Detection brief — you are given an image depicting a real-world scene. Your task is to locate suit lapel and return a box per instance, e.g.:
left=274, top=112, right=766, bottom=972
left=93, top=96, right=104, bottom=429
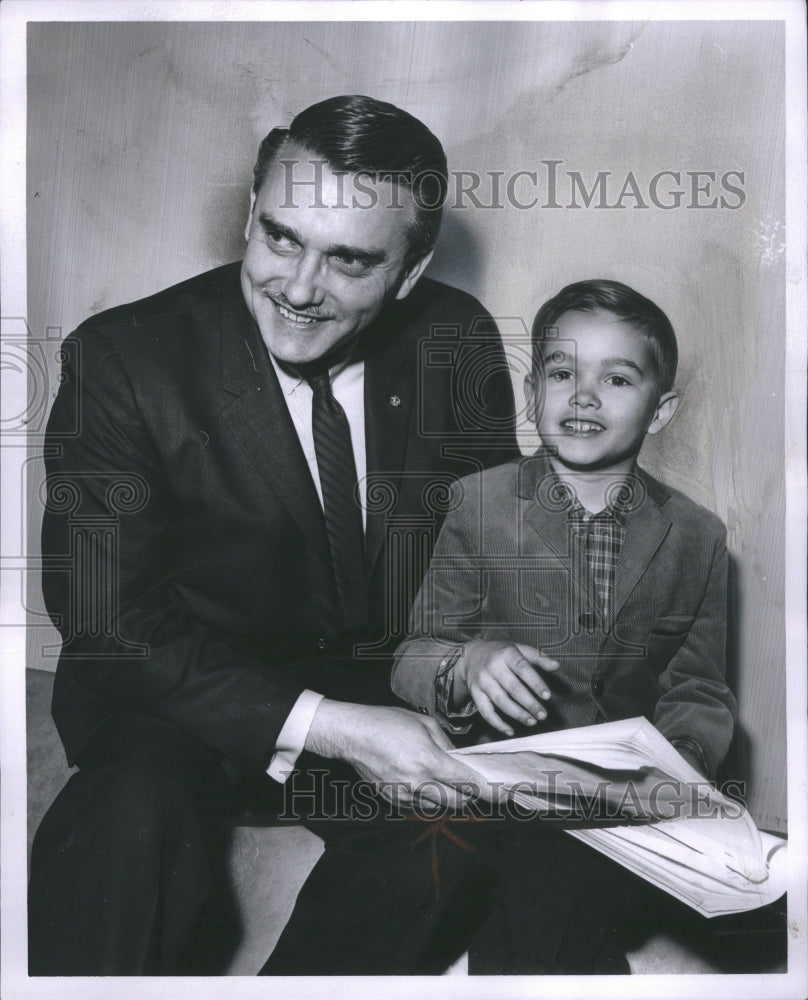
left=518, top=455, right=672, bottom=620
left=612, top=469, right=671, bottom=620
left=364, top=334, right=413, bottom=576
left=519, top=453, right=577, bottom=568
left=217, top=268, right=331, bottom=567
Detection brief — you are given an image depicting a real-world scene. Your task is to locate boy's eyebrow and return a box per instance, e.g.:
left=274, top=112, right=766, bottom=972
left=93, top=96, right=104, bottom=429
left=258, top=212, right=387, bottom=264
left=601, top=356, right=645, bottom=375
left=538, top=348, right=646, bottom=377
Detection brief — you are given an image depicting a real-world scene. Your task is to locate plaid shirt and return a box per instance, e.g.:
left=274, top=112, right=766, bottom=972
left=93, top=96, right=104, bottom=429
left=560, top=482, right=629, bottom=630
left=435, top=475, right=632, bottom=721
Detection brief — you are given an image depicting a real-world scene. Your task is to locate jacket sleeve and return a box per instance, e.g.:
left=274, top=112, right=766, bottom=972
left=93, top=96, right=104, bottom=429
left=42, top=326, right=305, bottom=768
left=447, top=308, right=521, bottom=471
left=653, top=527, right=737, bottom=779
left=390, top=483, right=484, bottom=722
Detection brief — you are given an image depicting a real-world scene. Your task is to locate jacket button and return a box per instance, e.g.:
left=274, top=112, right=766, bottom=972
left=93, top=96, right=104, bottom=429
left=592, top=678, right=604, bottom=697
left=579, top=612, right=597, bottom=629
left=316, top=636, right=327, bottom=651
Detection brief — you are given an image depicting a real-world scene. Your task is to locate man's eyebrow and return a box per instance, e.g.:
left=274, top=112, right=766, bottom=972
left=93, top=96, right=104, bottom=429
left=327, top=243, right=387, bottom=265
left=258, top=212, right=387, bottom=264
left=258, top=213, right=301, bottom=244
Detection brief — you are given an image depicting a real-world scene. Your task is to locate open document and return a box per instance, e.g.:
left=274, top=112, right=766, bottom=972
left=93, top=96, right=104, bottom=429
left=450, top=717, right=787, bottom=918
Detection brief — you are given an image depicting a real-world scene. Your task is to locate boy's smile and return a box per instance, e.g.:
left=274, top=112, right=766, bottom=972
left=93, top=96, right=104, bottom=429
left=525, top=309, right=679, bottom=476
left=560, top=418, right=605, bottom=435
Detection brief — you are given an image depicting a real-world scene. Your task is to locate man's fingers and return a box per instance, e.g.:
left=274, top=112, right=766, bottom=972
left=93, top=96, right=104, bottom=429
left=420, top=714, right=456, bottom=751
left=411, top=781, right=472, bottom=812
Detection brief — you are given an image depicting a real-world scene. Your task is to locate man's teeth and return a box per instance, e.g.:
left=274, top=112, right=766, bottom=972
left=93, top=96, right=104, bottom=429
left=563, top=420, right=603, bottom=432
left=277, top=303, right=319, bottom=324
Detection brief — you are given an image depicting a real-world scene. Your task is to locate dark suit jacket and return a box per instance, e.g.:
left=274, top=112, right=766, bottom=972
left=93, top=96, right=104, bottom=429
left=391, top=453, right=737, bottom=778
left=42, top=262, right=519, bottom=769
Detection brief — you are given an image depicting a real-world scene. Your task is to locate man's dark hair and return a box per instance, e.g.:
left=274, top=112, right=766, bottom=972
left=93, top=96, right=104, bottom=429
left=252, top=95, right=448, bottom=267
left=531, top=279, right=678, bottom=392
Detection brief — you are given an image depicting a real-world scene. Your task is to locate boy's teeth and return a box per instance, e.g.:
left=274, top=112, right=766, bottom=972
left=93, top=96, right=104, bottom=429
left=564, top=420, right=602, bottom=432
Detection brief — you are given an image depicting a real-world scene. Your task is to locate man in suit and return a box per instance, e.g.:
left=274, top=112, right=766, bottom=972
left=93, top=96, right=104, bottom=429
left=29, top=95, right=519, bottom=975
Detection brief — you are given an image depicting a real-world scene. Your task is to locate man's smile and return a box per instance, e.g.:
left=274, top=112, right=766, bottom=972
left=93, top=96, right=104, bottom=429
left=269, top=294, right=329, bottom=325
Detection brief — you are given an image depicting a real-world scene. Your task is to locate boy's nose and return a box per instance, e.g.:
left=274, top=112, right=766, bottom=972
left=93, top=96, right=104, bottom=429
left=282, top=252, right=325, bottom=308
left=570, top=381, right=600, bottom=408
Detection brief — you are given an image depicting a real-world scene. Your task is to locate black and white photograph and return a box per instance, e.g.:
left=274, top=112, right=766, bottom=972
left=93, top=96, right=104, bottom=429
left=1, top=2, right=806, bottom=998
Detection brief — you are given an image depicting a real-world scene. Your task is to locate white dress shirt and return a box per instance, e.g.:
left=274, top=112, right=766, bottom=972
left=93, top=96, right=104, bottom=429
left=265, top=353, right=366, bottom=782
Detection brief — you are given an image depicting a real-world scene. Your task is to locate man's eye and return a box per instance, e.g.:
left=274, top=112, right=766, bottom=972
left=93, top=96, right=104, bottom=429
left=332, top=255, right=373, bottom=276
left=265, top=229, right=297, bottom=251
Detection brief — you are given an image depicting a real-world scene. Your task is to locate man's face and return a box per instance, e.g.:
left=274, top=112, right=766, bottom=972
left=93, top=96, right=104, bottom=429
left=241, top=144, right=432, bottom=365
left=525, top=309, right=679, bottom=475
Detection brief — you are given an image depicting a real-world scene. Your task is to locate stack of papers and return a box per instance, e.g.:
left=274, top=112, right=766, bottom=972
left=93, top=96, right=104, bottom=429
left=451, top=717, right=787, bottom=917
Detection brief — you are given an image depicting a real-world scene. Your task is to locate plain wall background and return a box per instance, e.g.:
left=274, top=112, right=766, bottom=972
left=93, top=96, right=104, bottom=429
left=25, top=19, right=786, bottom=830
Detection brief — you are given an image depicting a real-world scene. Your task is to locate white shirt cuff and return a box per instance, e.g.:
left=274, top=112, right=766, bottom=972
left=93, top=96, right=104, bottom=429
left=266, top=689, right=324, bottom=783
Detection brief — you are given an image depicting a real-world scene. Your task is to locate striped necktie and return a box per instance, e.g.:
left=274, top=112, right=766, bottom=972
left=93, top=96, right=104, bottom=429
left=306, top=370, right=367, bottom=631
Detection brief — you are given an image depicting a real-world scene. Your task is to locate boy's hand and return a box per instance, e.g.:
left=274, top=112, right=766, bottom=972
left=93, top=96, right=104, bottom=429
left=452, top=640, right=560, bottom=736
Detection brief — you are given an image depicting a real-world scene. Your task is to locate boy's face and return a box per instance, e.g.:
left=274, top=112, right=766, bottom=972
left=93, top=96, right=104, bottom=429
left=525, top=309, right=679, bottom=475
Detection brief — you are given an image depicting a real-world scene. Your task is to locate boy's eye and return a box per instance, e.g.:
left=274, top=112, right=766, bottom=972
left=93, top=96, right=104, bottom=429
left=605, top=374, right=630, bottom=387
left=546, top=369, right=572, bottom=383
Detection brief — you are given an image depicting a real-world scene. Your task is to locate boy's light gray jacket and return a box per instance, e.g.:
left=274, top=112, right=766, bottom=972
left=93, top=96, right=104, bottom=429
left=391, top=453, right=737, bottom=780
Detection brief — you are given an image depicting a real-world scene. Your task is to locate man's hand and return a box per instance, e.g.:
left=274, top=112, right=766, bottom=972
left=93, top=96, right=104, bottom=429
left=452, top=640, right=560, bottom=736
left=304, top=699, right=489, bottom=810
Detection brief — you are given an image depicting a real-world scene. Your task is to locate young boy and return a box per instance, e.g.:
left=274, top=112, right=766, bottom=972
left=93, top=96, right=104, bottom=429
left=264, top=280, right=738, bottom=976
left=388, top=278, right=738, bottom=972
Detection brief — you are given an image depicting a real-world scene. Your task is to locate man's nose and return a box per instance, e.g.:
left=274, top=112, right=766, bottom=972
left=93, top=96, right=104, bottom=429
left=282, top=252, right=325, bottom=308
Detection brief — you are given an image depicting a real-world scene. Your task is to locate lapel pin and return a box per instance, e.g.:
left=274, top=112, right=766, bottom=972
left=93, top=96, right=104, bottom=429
left=388, top=394, right=401, bottom=407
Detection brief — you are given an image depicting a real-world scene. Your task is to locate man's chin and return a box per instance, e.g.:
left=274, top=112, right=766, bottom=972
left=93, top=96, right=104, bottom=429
left=260, top=328, right=341, bottom=366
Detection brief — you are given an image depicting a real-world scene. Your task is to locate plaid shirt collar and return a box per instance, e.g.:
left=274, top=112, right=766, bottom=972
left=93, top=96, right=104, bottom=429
left=550, top=474, right=633, bottom=528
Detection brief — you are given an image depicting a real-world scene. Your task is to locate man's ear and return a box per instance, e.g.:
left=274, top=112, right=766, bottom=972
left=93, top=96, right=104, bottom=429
left=646, top=389, right=680, bottom=435
left=394, top=249, right=435, bottom=301
left=244, top=190, right=257, bottom=242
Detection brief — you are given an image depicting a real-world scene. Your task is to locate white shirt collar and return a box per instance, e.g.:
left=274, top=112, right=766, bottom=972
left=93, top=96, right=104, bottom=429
left=267, top=352, right=363, bottom=396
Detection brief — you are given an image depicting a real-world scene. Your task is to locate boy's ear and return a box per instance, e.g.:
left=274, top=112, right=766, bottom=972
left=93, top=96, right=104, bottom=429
left=524, top=372, right=540, bottom=423
left=646, top=390, right=680, bottom=435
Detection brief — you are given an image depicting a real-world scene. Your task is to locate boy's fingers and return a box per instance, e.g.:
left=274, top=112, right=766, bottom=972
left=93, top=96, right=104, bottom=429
left=490, top=664, right=546, bottom=718
left=471, top=687, right=516, bottom=737
left=479, top=675, right=543, bottom=728
left=506, top=659, right=552, bottom=704
left=514, top=643, right=560, bottom=672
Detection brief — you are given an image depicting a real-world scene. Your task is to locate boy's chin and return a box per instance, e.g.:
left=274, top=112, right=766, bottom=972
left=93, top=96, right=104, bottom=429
left=548, top=447, right=639, bottom=475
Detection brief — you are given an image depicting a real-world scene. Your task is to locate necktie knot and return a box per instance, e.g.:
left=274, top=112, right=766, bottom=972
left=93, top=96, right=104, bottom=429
left=305, top=371, right=332, bottom=397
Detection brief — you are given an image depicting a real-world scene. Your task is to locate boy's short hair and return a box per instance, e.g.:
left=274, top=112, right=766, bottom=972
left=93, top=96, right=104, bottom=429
left=531, top=279, right=678, bottom=392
